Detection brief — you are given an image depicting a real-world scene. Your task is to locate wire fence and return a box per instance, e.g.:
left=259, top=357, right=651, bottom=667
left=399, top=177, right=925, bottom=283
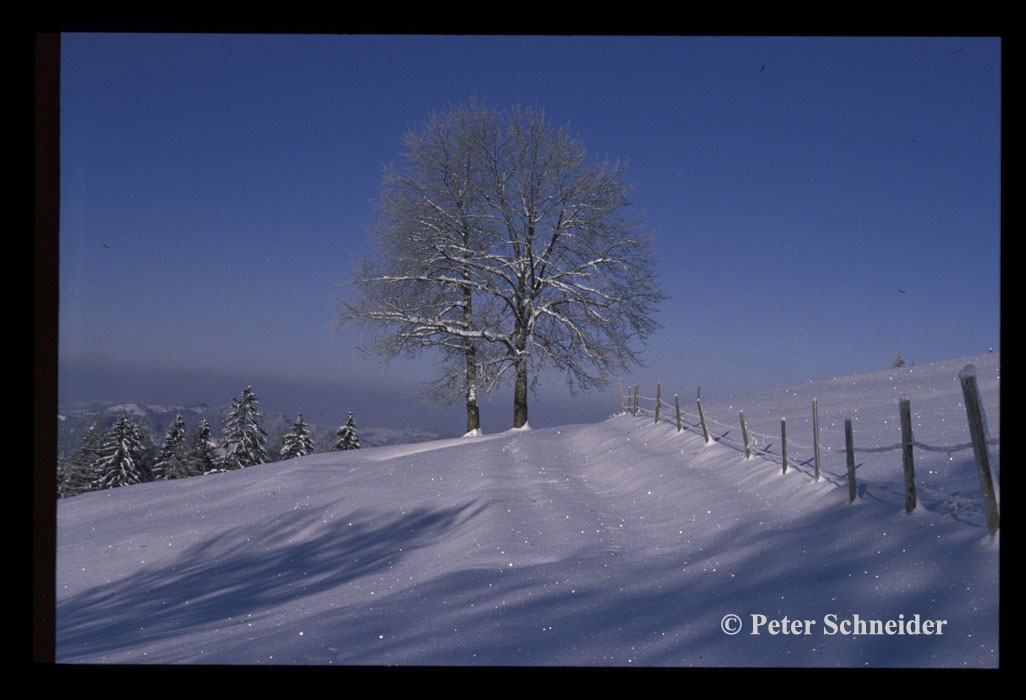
left=619, top=366, right=1000, bottom=535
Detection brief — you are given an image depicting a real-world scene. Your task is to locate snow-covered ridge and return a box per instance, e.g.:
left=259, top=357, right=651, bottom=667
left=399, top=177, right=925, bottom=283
left=56, top=354, right=999, bottom=667
left=104, top=402, right=152, bottom=417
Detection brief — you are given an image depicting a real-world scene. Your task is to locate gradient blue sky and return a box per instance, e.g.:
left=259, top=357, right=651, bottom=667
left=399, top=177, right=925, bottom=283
left=58, top=33, right=1001, bottom=436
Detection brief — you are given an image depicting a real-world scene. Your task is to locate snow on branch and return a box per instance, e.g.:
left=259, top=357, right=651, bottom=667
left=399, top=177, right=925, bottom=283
left=337, top=99, right=666, bottom=427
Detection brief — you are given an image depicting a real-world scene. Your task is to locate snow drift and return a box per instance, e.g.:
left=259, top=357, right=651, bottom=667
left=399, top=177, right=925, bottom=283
left=56, top=354, right=999, bottom=667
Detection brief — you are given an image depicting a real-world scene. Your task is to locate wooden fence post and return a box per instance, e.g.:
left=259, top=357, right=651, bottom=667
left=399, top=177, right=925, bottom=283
left=697, top=395, right=710, bottom=444
left=844, top=418, right=857, bottom=503
left=620, top=378, right=624, bottom=414
left=781, top=418, right=788, bottom=474
left=675, top=394, right=682, bottom=433
left=899, top=396, right=916, bottom=514
left=812, top=399, right=821, bottom=481
left=739, top=411, right=751, bottom=460
left=634, top=384, right=639, bottom=416
left=958, top=365, right=1000, bottom=535
left=654, top=383, right=661, bottom=424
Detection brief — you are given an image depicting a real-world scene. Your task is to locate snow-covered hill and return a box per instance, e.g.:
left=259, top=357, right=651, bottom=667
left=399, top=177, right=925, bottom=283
left=56, top=354, right=999, bottom=667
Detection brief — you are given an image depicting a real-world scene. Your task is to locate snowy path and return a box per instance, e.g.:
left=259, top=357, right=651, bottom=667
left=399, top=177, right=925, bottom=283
left=57, top=359, right=999, bottom=666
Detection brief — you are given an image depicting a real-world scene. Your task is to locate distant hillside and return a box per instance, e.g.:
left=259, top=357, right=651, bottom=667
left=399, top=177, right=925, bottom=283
left=56, top=400, right=446, bottom=458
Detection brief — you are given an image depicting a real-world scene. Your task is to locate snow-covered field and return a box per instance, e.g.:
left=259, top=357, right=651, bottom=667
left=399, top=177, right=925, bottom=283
left=56, top=354, right=999, bottom=667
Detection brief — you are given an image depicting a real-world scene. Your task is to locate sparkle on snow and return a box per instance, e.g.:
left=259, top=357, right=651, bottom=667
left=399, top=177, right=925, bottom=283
left=57, top=354, right=998, bottom=667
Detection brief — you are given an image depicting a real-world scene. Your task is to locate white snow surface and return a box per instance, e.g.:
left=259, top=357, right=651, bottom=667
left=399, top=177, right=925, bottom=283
left=57, top=354, right=999, bottom=667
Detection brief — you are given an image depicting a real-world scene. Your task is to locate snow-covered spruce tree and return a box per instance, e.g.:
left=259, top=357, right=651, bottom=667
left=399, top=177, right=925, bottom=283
left=333, top=409, right=360, bottom=451
left=93, top=410, right=152, bottom=489
left=57, top=455, right=74, bottom=499
left=340, top=99, right=665, bottom=429
left=152, top=413, right=191, bottom=480
left=59, top=421, right=105, bottom=497
left=220, top=386, right=268, bottom=469
left=279, top=411, right=315, bottom=460
left=188, top=418, right=217, bottom=475
left=892, top=349, right=907, bottom=368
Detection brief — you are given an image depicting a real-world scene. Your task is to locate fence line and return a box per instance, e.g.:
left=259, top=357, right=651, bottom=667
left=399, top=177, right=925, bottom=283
left=619, top=366, right=1000, bottom=532
left=627, top=390, right=998, bottom=457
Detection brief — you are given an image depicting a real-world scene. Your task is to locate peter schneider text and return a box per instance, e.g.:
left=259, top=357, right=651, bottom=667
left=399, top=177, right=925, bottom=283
left=742, top=613, right=947, bottom=636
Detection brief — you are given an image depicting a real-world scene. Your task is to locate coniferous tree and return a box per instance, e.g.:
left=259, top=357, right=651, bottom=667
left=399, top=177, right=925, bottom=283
left=57, top=454, right=74, bottom=499
left=280, top=411, right=315, bottom=460
left=220, top=386, right=268, bottom=469
left=188, top=418, right=217, bottom=475
left=94, top=410, right=152, bottom=489
left=59, top=422, right=105, bottom=497
left=152, top=414, right=191, bottom=480
left=333, top=409, right=360, bottom=451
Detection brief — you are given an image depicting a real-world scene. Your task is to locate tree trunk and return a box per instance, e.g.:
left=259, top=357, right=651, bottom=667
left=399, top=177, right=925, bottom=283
left=513, top=360, right=528, bottom=428
left=465, top=341, right=480, bottom=433
left=462, top=275, right=480, bottom=433
left=466, top=394, right=480, bottom=432
left=513, top=313, right=529, bottom=428
left=512, top=281, right=529, bottom=428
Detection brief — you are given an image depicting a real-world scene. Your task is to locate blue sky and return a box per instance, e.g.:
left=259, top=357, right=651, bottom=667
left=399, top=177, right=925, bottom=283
left=58, top=34, right=1001, bottom=435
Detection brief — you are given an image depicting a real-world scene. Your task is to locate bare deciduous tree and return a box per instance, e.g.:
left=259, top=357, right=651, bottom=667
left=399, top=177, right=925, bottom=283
left=339, top=100, right=665, bottom=430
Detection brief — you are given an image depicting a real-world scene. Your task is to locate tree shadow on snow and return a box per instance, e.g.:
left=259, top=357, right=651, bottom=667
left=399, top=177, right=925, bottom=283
left=324, top=503, right=996, bottom=667
left=56, top=500, right=485, bottom=662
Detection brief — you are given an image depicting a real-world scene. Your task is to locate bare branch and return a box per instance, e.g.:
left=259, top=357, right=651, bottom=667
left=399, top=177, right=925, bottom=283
left=337, top=100, right=666, bottom=429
